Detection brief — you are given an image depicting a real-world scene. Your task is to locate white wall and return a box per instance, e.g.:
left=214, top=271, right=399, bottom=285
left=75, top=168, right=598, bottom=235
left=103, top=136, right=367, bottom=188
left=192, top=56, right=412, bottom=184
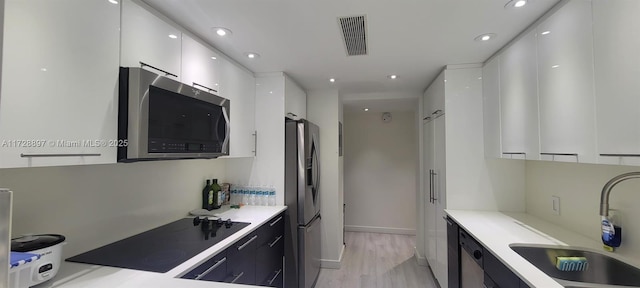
left=307, top=89, right=344, bottom=268
left=0, top=159, right=226, bottom=258
left=525, top=161, right=640, bottom=258
left=343, top=111, right=417, bottom=234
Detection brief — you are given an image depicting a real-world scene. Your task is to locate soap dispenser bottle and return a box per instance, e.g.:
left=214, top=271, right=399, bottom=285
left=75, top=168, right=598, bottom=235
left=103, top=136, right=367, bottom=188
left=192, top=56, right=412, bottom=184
left=602, top=209, right=622, bottom=251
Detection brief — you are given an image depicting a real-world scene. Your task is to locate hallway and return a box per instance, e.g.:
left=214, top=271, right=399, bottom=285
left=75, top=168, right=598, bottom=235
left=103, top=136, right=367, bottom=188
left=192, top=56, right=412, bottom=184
left=315, top=232, right=438, bottom=288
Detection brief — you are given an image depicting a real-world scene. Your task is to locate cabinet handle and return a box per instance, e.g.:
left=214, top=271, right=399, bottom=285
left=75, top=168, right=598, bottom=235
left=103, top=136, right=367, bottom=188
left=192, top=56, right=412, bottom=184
left=423, top=116, right=431, bottom=121
left=231, top=271, right=245, bottom=284
left=21, top=153, right=101, bottom=158
left=287, top=112, right=298, bottom=118
left=540, top=152, right=579, bottom=161
left=540, top=152, right=578, bottom=156
left=252, top=131, right=258, bottom=156
left=432, top=170, right=438, bottom=202
left=267, top=269, right=282, bottom=285
left=429, top=169, right=433, bottom=203
left=269, top=216, right=283, bottom=227
left=269, top=235, right=283, bottom=248
left=502, top=152, right=526, bottom=159
left=192, top=82, right=218, bottom=93
left=139, top=61, right=178, bottom=78
left=194, top=257, right=226, bottom=280
left=237, top=235, right=258, bottom=251
left=432, top=109, right=443, bottom=115
left=600, top=154, right=640, bottom=157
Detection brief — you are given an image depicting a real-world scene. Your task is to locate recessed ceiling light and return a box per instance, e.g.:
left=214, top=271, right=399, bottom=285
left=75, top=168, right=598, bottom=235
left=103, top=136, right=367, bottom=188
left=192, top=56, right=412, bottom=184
left=168, top=34, right=178, bottom=39
left=245, top=52, right=260, bottom=59
left=388, top=74, right=398, bottom=80
left=474, top=33, right=497, bottom=42
left=213, top=27, right=232, bottom=37
left=505, top=0, right=527, bottom=9
left=108, top=0, right=118, bottom=4
left=541, top=31, right=551, bottom=35
left=364, top=108, right=369, bottom=111
left=211, top=56, right=217, bottom=60
left=552, top=65, right=560, bottom=68
left=329, top=78, right=336, bottom=83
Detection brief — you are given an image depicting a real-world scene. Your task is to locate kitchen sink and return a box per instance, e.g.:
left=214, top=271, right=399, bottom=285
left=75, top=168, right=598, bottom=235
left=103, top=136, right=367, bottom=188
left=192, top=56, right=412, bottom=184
left=510, top=244, right=640, bottom=287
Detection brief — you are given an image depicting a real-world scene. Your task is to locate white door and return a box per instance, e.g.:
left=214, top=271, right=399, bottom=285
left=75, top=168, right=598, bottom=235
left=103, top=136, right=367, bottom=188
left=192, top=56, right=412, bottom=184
left=499, top=29, right=539, bottom=160
left=593, top=0, right=640, bottom=166
left=0, top=0, right=120, bottom=168
left=121, top=0, right=182, bottom=79
left=537, top=0, right=596, bottom=163
left=433, top=115, right=448, bottom=288
left=423, top=120, right=437, bottom=269
left=482, top=57, right=502, bottom=159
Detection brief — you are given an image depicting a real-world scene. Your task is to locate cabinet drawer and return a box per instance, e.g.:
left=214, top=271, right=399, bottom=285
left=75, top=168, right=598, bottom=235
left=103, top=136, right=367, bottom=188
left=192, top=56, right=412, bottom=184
left=256, top=213, right=285, bottom=247
left=256, top=236, right=284, bottom=286
left=180, top=251, right=226, bottom=281
left=225, top=232, right=258, bottom=285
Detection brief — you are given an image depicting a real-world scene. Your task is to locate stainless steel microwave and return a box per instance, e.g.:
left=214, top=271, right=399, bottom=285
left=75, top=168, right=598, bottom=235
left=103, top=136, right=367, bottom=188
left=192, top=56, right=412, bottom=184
left=117, top=67, right=229, bottom=162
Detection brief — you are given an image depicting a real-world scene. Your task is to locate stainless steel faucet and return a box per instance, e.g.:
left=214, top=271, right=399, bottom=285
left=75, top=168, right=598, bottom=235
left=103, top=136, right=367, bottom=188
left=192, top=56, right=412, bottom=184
left=600, top=172, right=640, bottom=216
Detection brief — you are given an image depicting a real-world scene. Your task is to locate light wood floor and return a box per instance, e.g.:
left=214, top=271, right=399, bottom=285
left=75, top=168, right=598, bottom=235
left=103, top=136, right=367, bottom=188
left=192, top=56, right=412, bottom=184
left=315, top=232, right=438, bottom=288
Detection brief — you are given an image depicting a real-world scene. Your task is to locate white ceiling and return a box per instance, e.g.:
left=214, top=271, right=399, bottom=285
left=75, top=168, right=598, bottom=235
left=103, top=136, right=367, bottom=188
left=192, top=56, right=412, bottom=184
left=143, top=0, right=560, bottom=97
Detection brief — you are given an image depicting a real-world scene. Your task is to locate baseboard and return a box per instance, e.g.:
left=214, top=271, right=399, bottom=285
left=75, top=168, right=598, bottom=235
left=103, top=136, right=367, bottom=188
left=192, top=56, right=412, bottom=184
left=414, top=246, right=428, bottom=266
left=320, top=244, right=345, bottom=269
left=345, top=225, right=416, bottom=235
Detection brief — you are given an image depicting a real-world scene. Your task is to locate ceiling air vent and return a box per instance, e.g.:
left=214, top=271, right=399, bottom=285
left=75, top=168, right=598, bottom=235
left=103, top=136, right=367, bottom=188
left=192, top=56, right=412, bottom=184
left=338, top=15, right=368, bottom=56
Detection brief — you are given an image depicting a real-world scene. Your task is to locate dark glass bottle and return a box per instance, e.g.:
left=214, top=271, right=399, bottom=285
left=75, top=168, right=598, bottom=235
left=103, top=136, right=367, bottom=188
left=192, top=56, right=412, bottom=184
left=211, top=179, right=222, bottom=209
left=202, top=179, right=212, bottom=210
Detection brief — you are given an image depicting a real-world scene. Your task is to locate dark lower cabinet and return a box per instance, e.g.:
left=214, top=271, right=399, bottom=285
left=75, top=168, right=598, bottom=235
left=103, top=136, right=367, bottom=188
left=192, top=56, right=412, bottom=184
left=446, top=216, right=460, bottom=288
left=447, top=217, right=531, bottom=288
left=256, top=213, right=285, bottom=287
left=484, top=250, right=520, bottom=288
left=225, top=231, right=258, bottom=285
left=181, top=212, right=285, bottom=287
left=180, top=251, right=227, bottom=281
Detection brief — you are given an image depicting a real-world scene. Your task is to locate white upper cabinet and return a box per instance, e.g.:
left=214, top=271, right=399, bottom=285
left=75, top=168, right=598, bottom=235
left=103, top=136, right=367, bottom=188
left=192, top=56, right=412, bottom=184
left=536, top=0, right=597, bottom=163
left=423, top=72, right=445, bottom=119
left=499, top=30, right=539, bottom=160
left=219, top=58, right=256, bottom=158
left=482, top=57, right=502, bottom=159
left=121, top=0, right=181, bottom=80
left=0, top=0, right=120, bottom=168
left=181, top=35, right=221, bottom=95
left=593, top=0, right=640, bottom=165
left=284, top=76, right=307, bottom=120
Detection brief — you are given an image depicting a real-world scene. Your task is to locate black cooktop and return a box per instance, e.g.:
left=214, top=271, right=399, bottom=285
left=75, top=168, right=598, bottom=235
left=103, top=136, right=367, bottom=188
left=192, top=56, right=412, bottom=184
left=66, top=217, right=250, bottom=273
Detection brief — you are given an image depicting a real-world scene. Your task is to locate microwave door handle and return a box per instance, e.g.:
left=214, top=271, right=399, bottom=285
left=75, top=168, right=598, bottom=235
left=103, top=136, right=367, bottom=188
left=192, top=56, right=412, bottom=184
left=222, top=107, right=230, bottom=154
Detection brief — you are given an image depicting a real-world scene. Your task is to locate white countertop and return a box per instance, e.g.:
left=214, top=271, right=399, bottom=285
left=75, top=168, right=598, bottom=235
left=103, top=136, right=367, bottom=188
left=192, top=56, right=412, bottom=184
left=35, top=205, right=287, bottom=288
left=445, top=210, right=640, bottom=288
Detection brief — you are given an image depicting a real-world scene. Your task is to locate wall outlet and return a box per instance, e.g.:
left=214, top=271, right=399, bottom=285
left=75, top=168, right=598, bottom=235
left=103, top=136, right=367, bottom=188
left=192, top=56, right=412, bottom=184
left=551, top=196, right=561, bottom=215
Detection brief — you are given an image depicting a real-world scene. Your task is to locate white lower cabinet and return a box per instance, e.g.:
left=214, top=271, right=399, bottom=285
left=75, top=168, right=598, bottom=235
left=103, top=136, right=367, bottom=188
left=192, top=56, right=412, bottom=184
left=593, top=0, right=640, bottom=166
left=537, top=0, right=597, bottom=164
left=0, top=0, right=120, bottom=168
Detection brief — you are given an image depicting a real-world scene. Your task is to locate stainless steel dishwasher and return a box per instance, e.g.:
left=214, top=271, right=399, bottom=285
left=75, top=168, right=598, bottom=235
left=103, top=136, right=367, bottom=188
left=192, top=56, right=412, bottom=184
left=459, top=229, right=484, bottom=288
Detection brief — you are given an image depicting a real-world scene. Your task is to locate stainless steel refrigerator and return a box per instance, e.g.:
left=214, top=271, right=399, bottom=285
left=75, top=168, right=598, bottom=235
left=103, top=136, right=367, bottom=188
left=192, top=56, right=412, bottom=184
left=284, top=119, right=321, bottom=288
left=1, top=189, right=13, bottom=288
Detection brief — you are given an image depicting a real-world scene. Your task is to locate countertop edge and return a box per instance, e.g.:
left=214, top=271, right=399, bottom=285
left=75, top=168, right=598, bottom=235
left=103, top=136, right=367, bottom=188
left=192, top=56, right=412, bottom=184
left=37, top=205, right=287, bottom=288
